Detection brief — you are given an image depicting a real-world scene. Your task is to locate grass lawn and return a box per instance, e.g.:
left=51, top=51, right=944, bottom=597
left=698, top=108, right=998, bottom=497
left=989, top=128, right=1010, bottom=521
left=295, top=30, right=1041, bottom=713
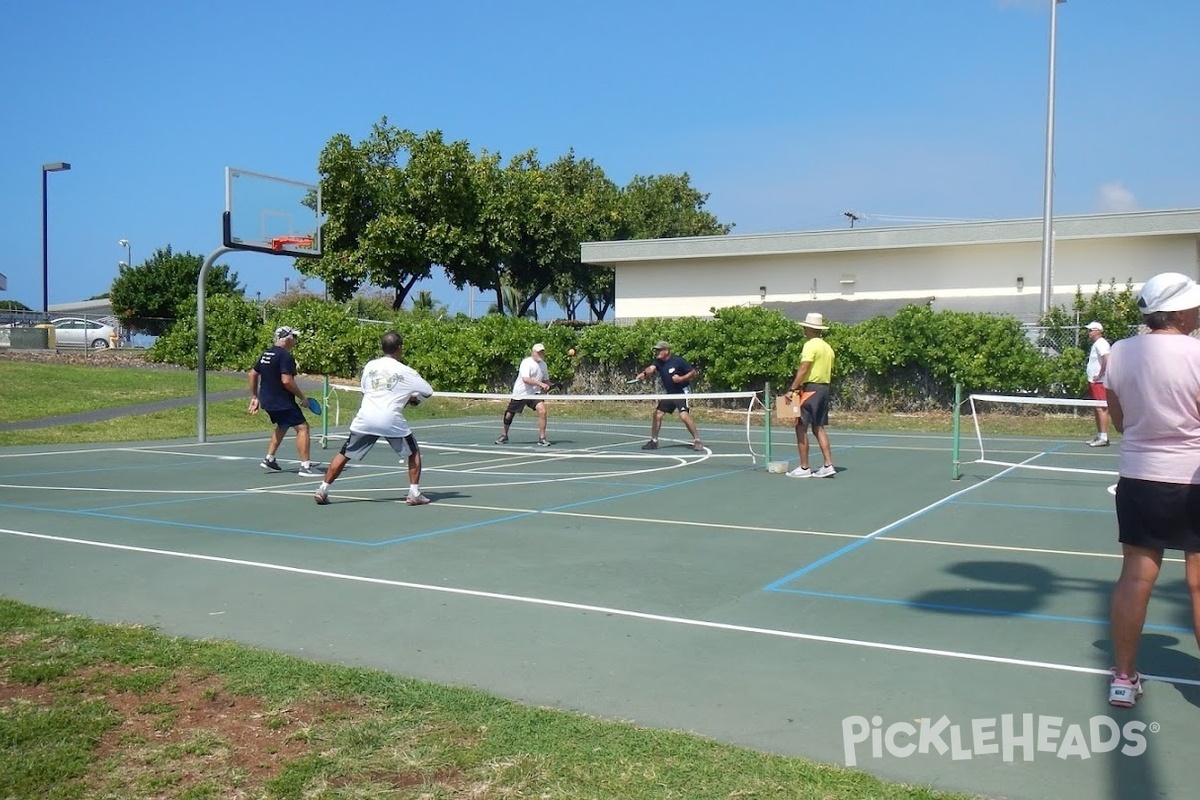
left=0, top=360, right=1090, bottom=798
left=0, top=600, right=974, bottom=800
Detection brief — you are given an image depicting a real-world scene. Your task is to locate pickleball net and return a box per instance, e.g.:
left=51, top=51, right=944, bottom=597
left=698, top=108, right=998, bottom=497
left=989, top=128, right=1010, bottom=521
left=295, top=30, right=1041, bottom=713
left=954, top=392, right=1118, bottom=477
left=321, top=386, right=767, bottom=462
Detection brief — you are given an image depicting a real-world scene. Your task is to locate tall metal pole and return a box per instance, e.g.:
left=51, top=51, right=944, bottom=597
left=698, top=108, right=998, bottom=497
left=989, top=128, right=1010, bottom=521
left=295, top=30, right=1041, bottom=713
left=41, top=169, right=49, bottom=313
left=40, top=162, right=71, bottom=314
left=1039, top=0, right=1064, bottom=316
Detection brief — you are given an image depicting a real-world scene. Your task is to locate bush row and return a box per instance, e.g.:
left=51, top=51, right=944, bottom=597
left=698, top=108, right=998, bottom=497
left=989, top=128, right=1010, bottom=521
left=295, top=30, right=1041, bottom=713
left=148, top=299, right=1090, bottom=410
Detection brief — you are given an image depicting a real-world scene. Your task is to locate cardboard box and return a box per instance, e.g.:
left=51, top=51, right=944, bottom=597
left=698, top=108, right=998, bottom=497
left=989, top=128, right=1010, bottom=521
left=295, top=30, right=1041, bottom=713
left=774, top=395, right=803, bottom=421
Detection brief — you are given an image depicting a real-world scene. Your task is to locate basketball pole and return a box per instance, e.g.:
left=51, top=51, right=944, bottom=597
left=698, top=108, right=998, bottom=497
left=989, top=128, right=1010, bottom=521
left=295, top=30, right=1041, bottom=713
left=197, top=247, right=236, bottom=443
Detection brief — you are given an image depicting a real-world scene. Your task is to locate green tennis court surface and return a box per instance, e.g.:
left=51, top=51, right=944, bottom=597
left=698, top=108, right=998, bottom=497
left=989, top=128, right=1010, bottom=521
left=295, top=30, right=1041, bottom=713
left=2, top=413, right=1197, bottom=800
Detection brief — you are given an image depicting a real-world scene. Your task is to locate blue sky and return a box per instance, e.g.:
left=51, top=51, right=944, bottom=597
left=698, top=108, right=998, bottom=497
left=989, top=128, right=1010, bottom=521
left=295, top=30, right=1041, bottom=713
left=2, top=0, right=1197, bottom=317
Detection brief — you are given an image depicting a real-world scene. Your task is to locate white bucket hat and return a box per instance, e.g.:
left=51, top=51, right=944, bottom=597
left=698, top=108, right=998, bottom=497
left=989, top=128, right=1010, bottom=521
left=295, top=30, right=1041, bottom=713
left=800, top=312, right=829, bottom=330
left=1137, top=272, right=1200, bottom=314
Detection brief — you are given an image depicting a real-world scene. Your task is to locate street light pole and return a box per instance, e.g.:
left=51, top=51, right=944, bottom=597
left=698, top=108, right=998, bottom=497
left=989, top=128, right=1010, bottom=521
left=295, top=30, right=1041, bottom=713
left=118, top=238, right=131, bottom=269
left=1039, top=0, right=1065, bottom=316
left=41, top=162, right=72, bottom=313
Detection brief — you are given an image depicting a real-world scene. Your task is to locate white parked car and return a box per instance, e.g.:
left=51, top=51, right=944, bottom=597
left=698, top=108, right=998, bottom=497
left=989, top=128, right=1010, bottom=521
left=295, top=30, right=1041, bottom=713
left=52, top=317, right=117, bottom=349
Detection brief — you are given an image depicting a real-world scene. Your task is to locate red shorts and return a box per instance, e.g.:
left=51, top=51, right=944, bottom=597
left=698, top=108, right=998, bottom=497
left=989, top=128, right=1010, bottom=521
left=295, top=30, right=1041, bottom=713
left=1088, top=381, right=1107, bottom=402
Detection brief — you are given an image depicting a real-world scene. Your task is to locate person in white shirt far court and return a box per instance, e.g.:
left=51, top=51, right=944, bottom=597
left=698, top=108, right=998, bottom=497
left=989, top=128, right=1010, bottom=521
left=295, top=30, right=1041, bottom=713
left=1085, top=321, right=1112, bottom=447
left=496, top=343, right=552, bottom=447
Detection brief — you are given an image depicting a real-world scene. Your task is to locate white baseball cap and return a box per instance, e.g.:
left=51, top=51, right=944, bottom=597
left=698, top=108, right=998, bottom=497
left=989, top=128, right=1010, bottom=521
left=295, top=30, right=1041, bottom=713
left=1137, top=272, right=1200, bottom=314
left=1085, top=321, right=1103, bottom=331
left=532, top=343, right=546, bottom=352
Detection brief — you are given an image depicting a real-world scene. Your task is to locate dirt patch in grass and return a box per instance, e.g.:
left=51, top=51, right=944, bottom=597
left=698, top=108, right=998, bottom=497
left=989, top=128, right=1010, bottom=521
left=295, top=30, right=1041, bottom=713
left=1, top=661, right=365, bottom=797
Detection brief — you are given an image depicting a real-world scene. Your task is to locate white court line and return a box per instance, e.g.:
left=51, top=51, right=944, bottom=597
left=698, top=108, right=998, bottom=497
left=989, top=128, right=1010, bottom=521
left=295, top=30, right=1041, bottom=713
left=2, top=526, right=1196, bottom=689
left=880, top=535, right=1186, bottom=565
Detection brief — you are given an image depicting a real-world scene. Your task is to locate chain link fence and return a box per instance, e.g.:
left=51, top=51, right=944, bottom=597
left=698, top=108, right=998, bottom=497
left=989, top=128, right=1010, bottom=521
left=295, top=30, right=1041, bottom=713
left=1023, top=323, right=1146, bottom=356
left=0, top=309, right=144, bottom=350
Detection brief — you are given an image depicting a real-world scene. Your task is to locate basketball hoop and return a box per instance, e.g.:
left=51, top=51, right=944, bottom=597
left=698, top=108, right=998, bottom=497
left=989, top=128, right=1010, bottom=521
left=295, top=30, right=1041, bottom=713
left=269, top=235, right=314, bottom=251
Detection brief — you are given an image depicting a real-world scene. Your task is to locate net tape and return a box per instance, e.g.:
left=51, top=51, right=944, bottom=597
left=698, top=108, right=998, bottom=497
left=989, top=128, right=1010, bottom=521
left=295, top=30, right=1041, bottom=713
left=323, top=386, right=766, bottom=461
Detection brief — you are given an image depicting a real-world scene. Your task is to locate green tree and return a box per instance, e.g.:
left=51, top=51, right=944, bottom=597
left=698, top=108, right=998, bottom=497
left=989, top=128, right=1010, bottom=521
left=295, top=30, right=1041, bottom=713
left=573, top=173, right=732, bottom=321
left=305, top=121, right=487, bottom=311
left=0, top=300, right=32, bottom=311
left=618, top=174, right=733, bottom=240
left=537, top=152, right=620, bottom=320
left=109, top=246, right=242, bottom=336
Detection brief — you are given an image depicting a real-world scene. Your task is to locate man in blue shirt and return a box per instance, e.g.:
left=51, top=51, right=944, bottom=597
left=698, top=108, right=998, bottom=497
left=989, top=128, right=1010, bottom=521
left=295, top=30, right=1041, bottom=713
left=248, top=326, right=320, bottom=476
left=632, top=341, right=704, bottom=451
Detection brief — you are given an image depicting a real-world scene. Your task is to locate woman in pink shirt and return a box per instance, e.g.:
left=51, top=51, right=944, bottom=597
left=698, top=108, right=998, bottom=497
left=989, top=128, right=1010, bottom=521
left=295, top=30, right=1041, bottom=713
left=1105, top=272, right=1200, bottom=707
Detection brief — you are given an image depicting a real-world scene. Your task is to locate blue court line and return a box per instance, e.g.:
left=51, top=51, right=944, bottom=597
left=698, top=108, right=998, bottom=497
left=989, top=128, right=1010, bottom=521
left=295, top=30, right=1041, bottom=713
left=951, top=499, right=1114, bottom=515
left=766, top=586, right=1192, bottom=634
left=0, top=502, right=372, bottom=546
left=1, top=459, right=214, bottom=480
left=374, top=465, right=751, bottom=545
left=374, top=512, right=538, bottom=545
left=2, top=465, right=752, bottom=549
left=762, top=454, right=1041, bottom=591
left=86, top=494, right=262, bottom=512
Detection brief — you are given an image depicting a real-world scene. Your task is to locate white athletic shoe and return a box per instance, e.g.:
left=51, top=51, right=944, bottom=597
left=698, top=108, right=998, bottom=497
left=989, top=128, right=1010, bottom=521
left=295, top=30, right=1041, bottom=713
left=813, top=464, right=836, bottom=478
left=786, top=466, right=812, bottom=478
left=1108, top=670, right=1144, bottom=708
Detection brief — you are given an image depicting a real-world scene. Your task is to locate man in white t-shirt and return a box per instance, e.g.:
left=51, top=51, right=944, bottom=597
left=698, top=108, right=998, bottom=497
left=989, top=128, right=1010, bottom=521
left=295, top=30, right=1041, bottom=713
left=496, top=342, right=551, bottom=447
left=1085, top=321, right=1111, bottom=446
left=313, top=331, right=434, bottom=506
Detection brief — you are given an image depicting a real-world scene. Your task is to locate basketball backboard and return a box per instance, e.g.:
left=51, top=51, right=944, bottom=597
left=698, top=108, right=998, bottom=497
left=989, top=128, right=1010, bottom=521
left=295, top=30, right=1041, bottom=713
left=223, top=167, right=322, bottom=258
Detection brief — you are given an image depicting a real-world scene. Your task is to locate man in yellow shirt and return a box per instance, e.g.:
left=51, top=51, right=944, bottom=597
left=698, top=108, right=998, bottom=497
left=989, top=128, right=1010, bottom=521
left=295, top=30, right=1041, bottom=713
left=784, top=313, right=836, bottom=478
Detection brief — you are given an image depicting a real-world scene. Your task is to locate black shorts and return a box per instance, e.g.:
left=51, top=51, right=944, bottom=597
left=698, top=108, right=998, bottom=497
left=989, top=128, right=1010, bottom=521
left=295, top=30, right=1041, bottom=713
left=505, top=397, right=544, bottom=415
left=1115, top=477, right=1200, bottom=552
left=797, top=383, right=830, bottom=427
left=656, top=397, right=690, bottom=414
left=266, top=404, right=306, bottom=429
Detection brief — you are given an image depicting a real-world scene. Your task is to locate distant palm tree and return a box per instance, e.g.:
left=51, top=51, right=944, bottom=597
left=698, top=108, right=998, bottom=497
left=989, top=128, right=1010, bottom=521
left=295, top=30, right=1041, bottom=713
left=410, top=290, right=447, bottom=318
left=487, top=280, right=533, bottom=318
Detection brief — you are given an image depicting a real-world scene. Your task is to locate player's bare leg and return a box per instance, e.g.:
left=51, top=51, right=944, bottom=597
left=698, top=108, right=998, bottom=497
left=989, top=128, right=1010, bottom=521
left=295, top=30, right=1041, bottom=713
left=794, top=420, right=811, bottom=470
left=406, top=451, right=430, bottom=505
left=295, top=423, right=311, bottom=462
left=322, top=453, right=349, bottom=484
left=814, top=426, right=834, bottom=468
left=680, top=410, right=703, bottom=449
left=1110, top=545, right=1162, bottom=677
left=536, top=401, right=548, bottom=439
left=266, top=426, right=286, bottom=460
left=650, top=409, right=665, bottom=441
left=314, top=451, right=348, bottom=505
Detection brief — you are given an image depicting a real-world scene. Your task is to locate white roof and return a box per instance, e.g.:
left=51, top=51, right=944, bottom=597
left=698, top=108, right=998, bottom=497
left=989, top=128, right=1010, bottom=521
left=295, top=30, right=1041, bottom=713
left=581, top=208, right=1200, bottom=266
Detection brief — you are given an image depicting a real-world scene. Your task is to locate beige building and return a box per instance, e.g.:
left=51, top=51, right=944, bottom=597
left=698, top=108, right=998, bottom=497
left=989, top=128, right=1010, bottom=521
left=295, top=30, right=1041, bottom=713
left=580, top=209, right=1200, bottom=324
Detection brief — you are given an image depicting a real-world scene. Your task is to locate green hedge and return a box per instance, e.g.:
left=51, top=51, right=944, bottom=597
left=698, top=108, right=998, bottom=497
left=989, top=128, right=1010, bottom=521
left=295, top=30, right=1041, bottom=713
left=148, top=301, right=1090, bottom=410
